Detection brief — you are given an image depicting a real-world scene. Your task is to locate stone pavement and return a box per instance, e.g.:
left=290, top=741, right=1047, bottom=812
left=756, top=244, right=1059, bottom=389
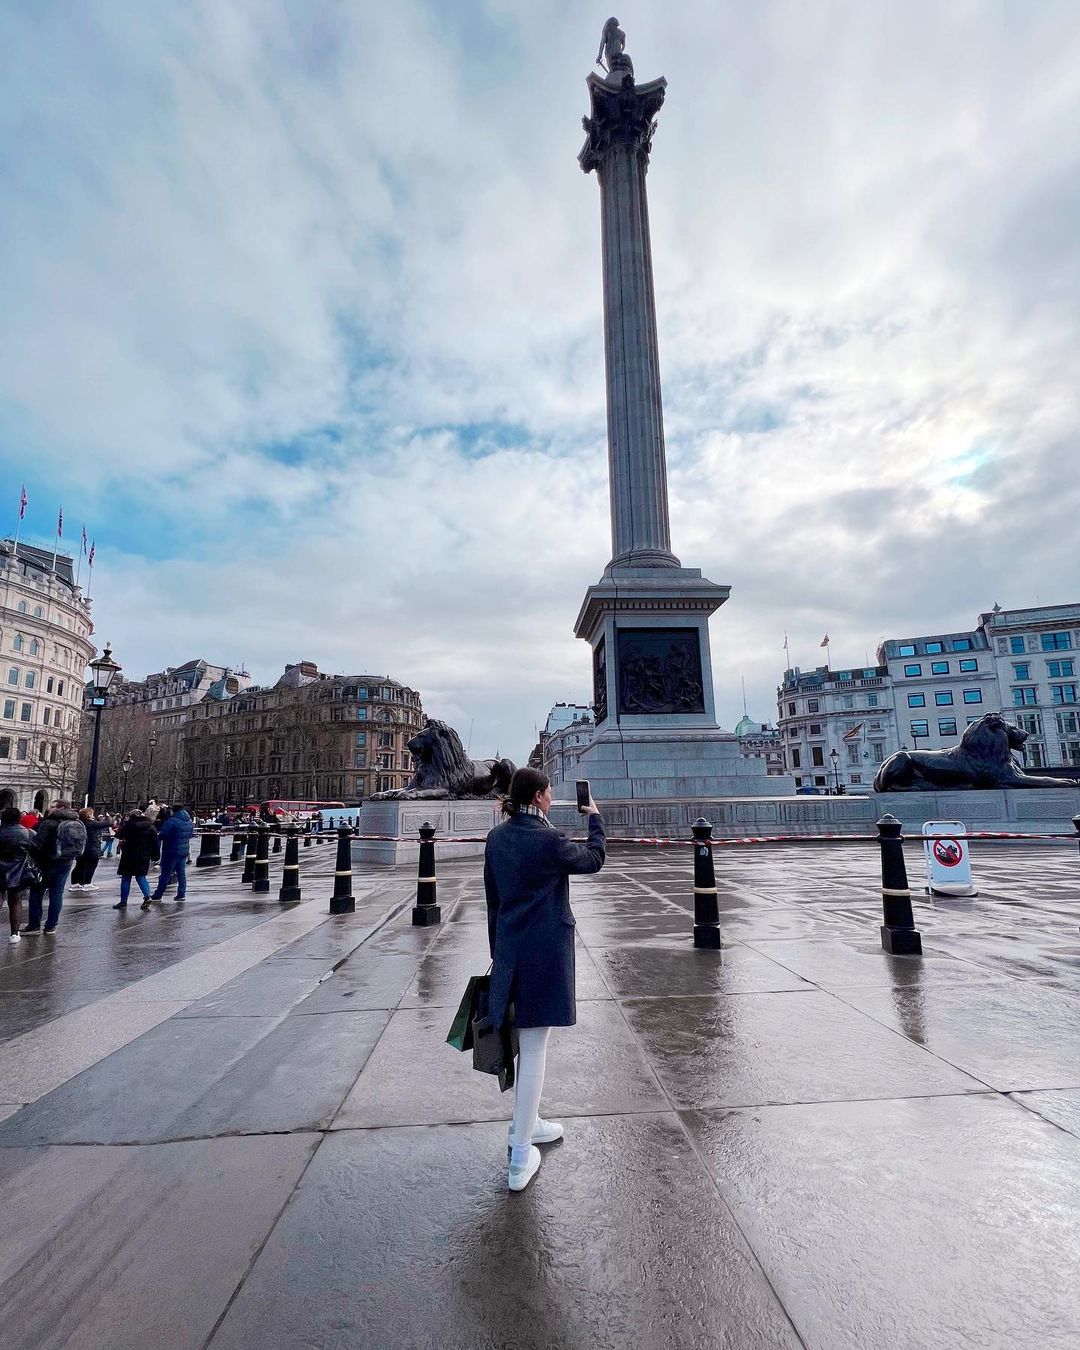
left=1, top=836, right=1079, bottom=1348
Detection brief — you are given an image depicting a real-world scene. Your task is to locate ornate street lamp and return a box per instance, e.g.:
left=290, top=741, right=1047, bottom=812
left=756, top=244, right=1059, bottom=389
left=146, top=731, right=157, bottom=803
left=829, top=747, right=841, bottom=795
left=120, top=751, right=134, bottom=816
left=224, top=744, right=233, bottom=810
left=85, top=642, right=122, bottom=808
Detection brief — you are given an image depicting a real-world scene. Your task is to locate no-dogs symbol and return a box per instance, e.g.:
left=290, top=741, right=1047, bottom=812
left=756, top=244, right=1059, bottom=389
left=932, top=839, right=963, bottom=868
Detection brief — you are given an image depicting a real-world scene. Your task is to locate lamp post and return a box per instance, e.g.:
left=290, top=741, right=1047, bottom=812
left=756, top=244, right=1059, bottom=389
left=829, top=747, right=841, bottom=795
left=120, top=752, right=134, bottom=816
left=85, top=643, right=122, bottom=808
left=224, top=744, right=233, bottom=812
left=146, top=731, right=157, bottom=805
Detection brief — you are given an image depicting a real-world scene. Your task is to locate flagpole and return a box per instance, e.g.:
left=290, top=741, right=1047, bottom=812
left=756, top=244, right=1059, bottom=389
left=50, top=506, right=62, bottom=574
left=783, top=632, right=791, bottom=671
left=12, top=486, right=27, bottom=559
left=86, top=541, right=95, bottom=600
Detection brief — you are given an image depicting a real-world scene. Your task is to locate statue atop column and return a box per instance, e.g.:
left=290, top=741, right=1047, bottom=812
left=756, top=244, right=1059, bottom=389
left=596, top=17, right=634, bottom=82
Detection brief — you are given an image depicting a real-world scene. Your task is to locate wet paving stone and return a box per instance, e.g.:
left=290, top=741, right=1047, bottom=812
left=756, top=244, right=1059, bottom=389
left=209, top=1116, right=802, bottom=1350
left=0, top=944, right=189, bottom=993
left=1010, top=1088, right=1080, bottom=1138
left=623, top=990, right=984, bottom=1108
left=834, top=980, right=1080, bottom=1091
left=174, top=957, right=333, bottom=1017
left=744, top=936, right=1011, bottom=991
left=682, top=1094, right=1080, bottom=1350
left=290, top=952, right=423, bottom=1013
left=335, top=1000, right=666, bottom=1128
left=0, top=1015, right=278, bottom=1145
left=168, top=1011, right=388, bottom=1137
left=0, top=1133, right=316, bottom=1350
left=0, top=987, right=112, bottom=1040
left=590, top=942, right=812, bottom=999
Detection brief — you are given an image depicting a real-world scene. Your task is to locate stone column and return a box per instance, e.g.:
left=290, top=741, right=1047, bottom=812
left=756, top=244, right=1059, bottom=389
left=580, top=70, right=680, bottom=570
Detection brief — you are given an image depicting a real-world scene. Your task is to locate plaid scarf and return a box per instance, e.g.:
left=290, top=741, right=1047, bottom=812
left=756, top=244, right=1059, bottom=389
left=516, top=803, right=553, bottom=826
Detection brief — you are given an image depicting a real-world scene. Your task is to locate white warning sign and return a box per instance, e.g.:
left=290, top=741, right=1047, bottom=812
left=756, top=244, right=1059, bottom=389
left=922, top=820, right=977, bottom=897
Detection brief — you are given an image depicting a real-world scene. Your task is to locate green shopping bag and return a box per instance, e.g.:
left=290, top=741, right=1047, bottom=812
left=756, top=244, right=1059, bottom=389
left=446, top=971, right=490, bottom=1052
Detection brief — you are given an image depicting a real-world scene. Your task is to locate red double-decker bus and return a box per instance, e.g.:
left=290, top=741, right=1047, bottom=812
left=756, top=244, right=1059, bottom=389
left=252, top=799, right=347, bottom=823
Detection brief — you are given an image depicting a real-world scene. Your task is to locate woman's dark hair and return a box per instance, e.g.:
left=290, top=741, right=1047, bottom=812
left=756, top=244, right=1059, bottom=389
left=1, top=807, right=22, bottom=826
left=501, top=767, right=549, bottom=817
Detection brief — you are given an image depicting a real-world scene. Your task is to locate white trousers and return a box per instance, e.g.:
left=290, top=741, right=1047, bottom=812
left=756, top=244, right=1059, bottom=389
left=509, top=1026, right=551, bottom=1163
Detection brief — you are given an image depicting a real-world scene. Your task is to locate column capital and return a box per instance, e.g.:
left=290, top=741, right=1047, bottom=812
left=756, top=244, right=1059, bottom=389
left=579, top=72, right=667, bottom=175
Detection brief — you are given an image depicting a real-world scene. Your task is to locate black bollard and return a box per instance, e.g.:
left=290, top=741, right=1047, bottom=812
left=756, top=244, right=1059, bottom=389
left=272, top=830, right=282, bottom=854
left=412, top=822, right=441, bottom=926
left=303, top=830, right=312, bottom=848
left=228, top=830, right=246, bottom=863
left=195, top=825, right=222, bottom=869
left=878, top=814, right=922, bottom=955
left=1074, top=816, right=1080, bottom=932
left=241, top=825, right=259, bottom=883
left=329, top=825, right=355, bottom=914
left=690, top=817, right=721, bottom=949
left=278, top=826, right=302, bottom=904
left=252, top=824, right=271, bottom=894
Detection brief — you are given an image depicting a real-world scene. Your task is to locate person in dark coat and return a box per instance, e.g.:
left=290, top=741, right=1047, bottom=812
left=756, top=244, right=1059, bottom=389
left=70, top=808, right=109, bottom=890
left=484, top=767, right=604, bottom=1192
left=113, top=810, right=160, bottom=909
left=25, top=802, right=86, bottom=934
left=0, top=807, right=34, bottom=943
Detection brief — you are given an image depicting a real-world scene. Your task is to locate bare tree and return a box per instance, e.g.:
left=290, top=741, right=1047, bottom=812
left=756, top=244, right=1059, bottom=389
left=74, top=704, right=156, bottom=810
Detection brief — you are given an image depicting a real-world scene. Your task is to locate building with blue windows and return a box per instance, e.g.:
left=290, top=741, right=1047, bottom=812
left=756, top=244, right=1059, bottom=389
left=777, top=601, right=1080, bottom=789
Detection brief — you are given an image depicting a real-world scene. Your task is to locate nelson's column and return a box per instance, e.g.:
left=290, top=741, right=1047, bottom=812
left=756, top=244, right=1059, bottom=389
left=572, top=21, right=792, bottom=800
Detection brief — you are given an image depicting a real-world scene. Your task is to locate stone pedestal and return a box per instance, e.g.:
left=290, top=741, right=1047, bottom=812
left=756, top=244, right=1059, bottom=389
left=354, top=799, right=501, bottom=866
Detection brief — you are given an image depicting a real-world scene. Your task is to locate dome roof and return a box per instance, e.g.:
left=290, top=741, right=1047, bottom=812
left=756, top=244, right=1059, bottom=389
left=734, top=714, right=762, bottom=736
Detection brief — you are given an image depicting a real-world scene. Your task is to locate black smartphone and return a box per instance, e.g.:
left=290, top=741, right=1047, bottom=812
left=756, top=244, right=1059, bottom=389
left=576, top=779, right=591, bottom=812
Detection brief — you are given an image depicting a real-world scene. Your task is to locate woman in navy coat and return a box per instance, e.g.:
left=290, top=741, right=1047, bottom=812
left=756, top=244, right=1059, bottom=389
left=484, top=767, right=605, bottom=1191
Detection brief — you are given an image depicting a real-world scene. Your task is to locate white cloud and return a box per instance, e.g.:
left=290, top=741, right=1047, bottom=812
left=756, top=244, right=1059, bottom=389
left=2, top=1, right=1080, bottom=757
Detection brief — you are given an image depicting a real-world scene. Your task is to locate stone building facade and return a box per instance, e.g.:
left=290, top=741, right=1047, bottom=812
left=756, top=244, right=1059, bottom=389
left=0, top=540, right=94, bottom=811
left=777, top=600, right=1080, bottom=789
left=542, top=713, right=596, bottom=788
left=181, top=664, right=425, bottom=808
left=83, top=658, right=252, bottom=803
left=776, top=665, right=895, bottom=793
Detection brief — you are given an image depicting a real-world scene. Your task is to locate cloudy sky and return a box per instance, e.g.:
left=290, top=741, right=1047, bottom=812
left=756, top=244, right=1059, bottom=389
left=3, top=1, right=1079, bottom=762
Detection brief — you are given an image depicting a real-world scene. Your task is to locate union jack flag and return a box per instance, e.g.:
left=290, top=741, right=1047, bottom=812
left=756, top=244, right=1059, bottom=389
left=88, top=540, right=95, bottom=568
left=18, top=486, right=26, bottom=520
left=81, top=525, right=87, bottom=555
left=57, top=506, right=63, bottom=538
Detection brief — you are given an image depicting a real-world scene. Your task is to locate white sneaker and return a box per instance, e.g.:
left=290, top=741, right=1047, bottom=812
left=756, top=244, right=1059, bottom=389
left=69, top=884, right=83, bottom=891
left=83, top=884, right=98, bottom=891
left=508, top=1145, right=541, bottom=1192
left=507, top=1117, right=564, bottom=1147
left=7, top=932, right=19, bottom=945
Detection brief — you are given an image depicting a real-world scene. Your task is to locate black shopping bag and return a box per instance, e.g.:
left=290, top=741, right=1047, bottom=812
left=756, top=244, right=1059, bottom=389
left=471, top=987, right=519, bottom=1094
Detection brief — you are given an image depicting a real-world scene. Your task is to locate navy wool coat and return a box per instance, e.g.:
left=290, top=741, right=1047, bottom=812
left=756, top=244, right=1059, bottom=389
left=484, top=811, right=605, bottom=1029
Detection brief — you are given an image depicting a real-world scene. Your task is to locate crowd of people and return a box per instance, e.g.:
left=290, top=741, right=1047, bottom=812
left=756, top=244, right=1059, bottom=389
left=0, top=797, right=196, bottom=941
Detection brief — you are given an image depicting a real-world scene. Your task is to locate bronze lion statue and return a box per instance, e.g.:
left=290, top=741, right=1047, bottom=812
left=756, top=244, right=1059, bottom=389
left=371, top=719, right=515, bottom=800
left=873, top=712, right=1064, bottom=792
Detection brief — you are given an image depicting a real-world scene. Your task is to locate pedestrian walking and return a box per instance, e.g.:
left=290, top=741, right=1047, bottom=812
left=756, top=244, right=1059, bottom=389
left=0, top=807, right=39, bottom=944
left=101, top=814, right=116, bottom=858
left=70, top=808, right=109, bottom=891
left=113, top=810, right=160, bottom=910
left=23, top=800, right=86, bottom=935
left=144, top=798, right=160, bottom=825
left=484, top=767, right=605, bottom=1192
left=149, top=806, right=193, bottom=902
